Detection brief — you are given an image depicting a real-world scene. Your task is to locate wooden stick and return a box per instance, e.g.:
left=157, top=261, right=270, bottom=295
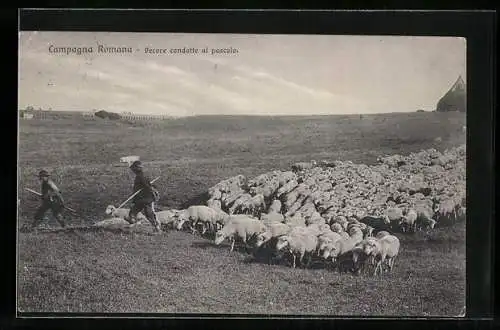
left=117, top=176, right=161, bottom=209
left=24, top=188, right=78, bottom=213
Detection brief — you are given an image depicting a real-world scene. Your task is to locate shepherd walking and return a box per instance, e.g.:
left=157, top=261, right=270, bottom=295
left=24, top=170, right=66, bottom=231
left=126, top=160, right=162, bottom=233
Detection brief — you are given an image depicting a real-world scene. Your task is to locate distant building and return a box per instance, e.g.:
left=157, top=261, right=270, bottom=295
left=436, top=75, right=466, bottom=113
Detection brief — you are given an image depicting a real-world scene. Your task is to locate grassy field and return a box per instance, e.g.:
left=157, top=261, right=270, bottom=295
left=17, top=111, right=466, bottom=316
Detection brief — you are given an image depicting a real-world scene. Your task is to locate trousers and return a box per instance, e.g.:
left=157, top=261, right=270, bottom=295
left=32, top=200, right=66, bottom=228
left=127, top=200, right=161, bottom=230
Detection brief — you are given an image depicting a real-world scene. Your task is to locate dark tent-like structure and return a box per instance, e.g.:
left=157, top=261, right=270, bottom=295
left=436, top=75, right=466, bottom=113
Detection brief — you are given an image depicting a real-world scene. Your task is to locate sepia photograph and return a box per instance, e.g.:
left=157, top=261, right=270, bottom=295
left=17, top=31, right=467, bottom=316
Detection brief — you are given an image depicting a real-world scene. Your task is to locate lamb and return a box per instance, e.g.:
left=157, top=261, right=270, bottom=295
left=104, top=205, right=146, bottom=222
left=360, top=234, right=401, bottom=276
left=255, top=222, right=291, bottom=248
left=214, top=216, right=267, bottom=252
left=275, top=231, right=318, bottom=268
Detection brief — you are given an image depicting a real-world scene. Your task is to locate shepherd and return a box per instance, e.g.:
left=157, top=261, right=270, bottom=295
left=126, top=160, right=162, bottom=233
left=24, top=170, right=66, bottom=231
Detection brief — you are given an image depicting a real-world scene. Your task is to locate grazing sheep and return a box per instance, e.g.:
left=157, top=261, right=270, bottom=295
left=275, top=231, right=318, bottom=268
left=385, top=207, right=405, bottom=229
left=214, top=216, right=267, bottom=252
left=414, top=205, right=437, bottom=230
left=260, top=211, right=285, bottom=225
left=317, top=231, right=343, bottom=256
left=255, top=222, right=291, bottom=248
left=228, top=193, right=253, bottom=215
left=155, top=209, right=182, bottom=229
left=239, top=194, right=266, bottom=218
left=361, top=234, right=401, bottom=276
left=176, top=205, right=228, bottom=234
left=434, top=199, right=457, bottom=225
left=322, top=236, right=360, bottom=272
left=104, top=205, right=146, bottom=222
left=349, top=244, right=371, bottom=275
left=400, top=208, right=418, bottom=233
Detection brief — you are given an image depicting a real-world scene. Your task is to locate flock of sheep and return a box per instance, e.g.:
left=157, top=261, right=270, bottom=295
left=99, top=144, right=466, bottom=276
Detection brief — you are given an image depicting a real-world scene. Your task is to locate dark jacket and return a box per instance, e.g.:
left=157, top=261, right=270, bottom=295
left=41, top=179, right=64, bottom=204
left=132, top=171, right=156, bottom=203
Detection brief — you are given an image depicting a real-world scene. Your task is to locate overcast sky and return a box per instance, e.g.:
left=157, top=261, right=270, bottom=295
left=18, top=32, right=466, bottom=116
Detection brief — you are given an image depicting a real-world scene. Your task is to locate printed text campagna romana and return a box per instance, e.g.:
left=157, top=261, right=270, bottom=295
left=48, top=44, right=134, bottom=55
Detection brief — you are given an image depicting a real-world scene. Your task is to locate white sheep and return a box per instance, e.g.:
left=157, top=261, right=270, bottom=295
left=214, top=216, right=267, bottom=252
left=434, top=199, right=457, bottom=224
left=400, top=208, right=418, bottom=233
left=104, top=205, right=146, bottom=222
left=317, top=231, right=343, bottom=256
left=176, top=205, right=228, bottom=235
left=92, top=217, right=131, bottom=229
left=415, top=205, right=437, bottom=230
left=260, top=211, right=285, bottom=225
left=268, top=199, right=282, bottom=213
left=155, top=209, right=182, bottom=229
left=360, top=234, right=400, bottom=276
left=255, top=222, right=291, bottom=248
left=385, top=207, right=405, bottom=229
left=322, top=236, right=360, bottom=272
left=275, top=231, right=318, bottom=268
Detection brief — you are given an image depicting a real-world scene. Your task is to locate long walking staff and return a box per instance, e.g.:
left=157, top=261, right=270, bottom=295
left=117, top=176, right=161, bottom=209
left=24, top=188, right=78, bottom=213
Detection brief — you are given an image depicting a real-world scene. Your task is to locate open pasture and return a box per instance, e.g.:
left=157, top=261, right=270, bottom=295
left=17, top=111, right=466, bottom=315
